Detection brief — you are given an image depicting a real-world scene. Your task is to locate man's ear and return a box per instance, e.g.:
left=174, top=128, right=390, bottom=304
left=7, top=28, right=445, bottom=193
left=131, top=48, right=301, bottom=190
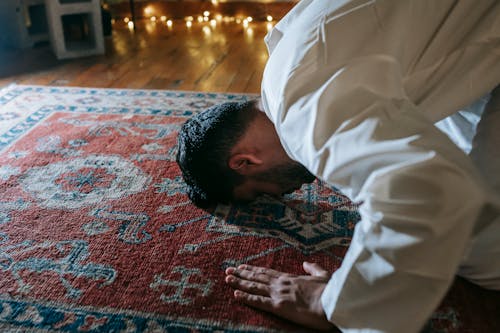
left=228, top=153, right=263, bottom=175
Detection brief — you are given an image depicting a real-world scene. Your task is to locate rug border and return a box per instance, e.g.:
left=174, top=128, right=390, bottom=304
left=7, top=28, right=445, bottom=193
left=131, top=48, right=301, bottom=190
left=1, top=282, right=284, bottom=333
left=0, top=84, right=260, bottom=101
left=0, top=84, right=257, bottom=153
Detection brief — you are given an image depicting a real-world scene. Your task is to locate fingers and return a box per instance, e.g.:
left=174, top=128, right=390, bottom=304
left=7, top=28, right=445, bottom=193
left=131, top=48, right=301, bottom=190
left=234, top=290, right=272, bottom=310
left=302, top=262, right=330, bottom=279
left=233, top=290, right=275, bottom=313
left=238, top=264, right=284, bottom=277
left=225, top=264, right=282, bottom=283
left=225, top=274, right=270, bottom=297
left=225, top=264, right=336, bottom=331
left=225, top=264, right=288, bottom=298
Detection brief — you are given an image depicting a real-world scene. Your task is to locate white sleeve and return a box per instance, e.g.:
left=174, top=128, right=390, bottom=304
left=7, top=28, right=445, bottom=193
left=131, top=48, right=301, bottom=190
left=274, top=56, right=487, bottom=332
left=263, top=0, right=315, bottom=55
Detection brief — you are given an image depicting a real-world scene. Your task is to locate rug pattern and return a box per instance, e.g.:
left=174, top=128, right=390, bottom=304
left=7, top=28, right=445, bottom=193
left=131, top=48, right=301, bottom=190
left=0, top=85, right=498, bottom=333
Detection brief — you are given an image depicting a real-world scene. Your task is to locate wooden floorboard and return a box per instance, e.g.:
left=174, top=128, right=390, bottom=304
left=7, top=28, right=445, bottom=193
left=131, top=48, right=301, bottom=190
left=0, top=19, right=272, bottom=94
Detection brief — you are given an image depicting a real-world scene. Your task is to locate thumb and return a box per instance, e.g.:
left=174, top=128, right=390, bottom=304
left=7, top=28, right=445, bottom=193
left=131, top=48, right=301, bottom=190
left=303, top=261, right=330, bottom=278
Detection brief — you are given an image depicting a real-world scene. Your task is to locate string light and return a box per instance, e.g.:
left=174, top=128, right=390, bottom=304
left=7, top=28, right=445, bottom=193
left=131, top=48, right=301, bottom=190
left=144, top=6, right=153, bottom=16
left=211, top=0, right=218, bottom=5
left=121, top=10, right=277, bottom=31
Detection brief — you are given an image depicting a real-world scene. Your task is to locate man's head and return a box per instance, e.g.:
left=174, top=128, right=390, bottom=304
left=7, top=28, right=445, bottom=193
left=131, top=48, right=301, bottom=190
left=176, top=100, right=315, bottom=207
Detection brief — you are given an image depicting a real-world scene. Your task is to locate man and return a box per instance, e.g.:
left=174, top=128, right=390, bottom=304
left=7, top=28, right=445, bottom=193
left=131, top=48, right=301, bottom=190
left=176, top=0, right=500, bottom=331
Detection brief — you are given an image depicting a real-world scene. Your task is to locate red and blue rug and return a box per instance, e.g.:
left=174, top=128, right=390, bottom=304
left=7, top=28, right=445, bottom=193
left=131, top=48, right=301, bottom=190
left=0, top=85, right=498, bottom=332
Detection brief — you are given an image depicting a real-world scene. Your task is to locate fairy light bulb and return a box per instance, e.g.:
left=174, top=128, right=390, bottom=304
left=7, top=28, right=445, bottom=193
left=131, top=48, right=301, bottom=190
left=266, top=15, right=273, bottom=22
left=144, top=6, right=153, bottom=16
left=186, top=21, right=192, bottom=28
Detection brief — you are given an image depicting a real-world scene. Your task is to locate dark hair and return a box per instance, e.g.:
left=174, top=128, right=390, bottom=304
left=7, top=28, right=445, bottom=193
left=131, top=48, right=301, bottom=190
left=176, top=100, right=259, bottom=208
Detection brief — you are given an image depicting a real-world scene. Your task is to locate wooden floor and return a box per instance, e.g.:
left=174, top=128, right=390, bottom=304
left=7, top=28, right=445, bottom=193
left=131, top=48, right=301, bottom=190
left=0, top=19, right=272, bottom=94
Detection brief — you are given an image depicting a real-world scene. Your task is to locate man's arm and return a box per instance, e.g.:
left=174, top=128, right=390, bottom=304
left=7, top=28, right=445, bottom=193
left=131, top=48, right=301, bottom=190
left=261, top=55, right=489, bottom=332
left=252, top=0, right=499, bottom=329
left=225, top=113, right=485, bottom=332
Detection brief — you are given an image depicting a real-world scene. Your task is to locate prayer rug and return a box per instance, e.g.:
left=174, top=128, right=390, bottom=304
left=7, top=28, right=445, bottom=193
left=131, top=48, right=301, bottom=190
left=0, top=84, right=498, bottom=332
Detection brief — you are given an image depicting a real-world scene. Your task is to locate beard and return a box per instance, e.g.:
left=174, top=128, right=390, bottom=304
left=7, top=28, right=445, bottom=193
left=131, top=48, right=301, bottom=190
left=251, top=160, right=316, bottom=194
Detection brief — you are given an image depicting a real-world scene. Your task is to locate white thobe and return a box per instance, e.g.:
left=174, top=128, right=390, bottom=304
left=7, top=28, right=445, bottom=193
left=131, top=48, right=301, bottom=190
left=260, top=0, right=500, bottom=332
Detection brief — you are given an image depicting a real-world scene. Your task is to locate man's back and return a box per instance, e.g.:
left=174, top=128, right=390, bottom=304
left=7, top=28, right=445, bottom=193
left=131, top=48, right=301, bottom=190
left=262, top=0, right=500, bottom=124
left=259, top=1, right=500, bottom=331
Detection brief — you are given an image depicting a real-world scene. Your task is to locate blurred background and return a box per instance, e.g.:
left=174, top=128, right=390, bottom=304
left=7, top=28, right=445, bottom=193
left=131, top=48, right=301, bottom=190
left=0, top=0, right=298, bottom=93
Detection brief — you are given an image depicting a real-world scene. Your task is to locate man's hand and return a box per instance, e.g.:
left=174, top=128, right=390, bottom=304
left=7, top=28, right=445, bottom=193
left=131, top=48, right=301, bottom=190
left=225, top=262, right=337, bottom=331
